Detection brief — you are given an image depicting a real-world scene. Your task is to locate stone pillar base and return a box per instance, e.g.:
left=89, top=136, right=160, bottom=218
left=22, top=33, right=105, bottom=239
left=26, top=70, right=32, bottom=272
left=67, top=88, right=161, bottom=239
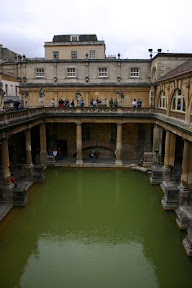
left=115, top=160, right=123, bottom=167
left=76, top=160, right=83, bottom=167
left=160, top=181, right=179, bottom=210
left=176, top=206, right=192, bottom=230
left=12, top=182, right=32, bottom=206
left=179, top=185, right=192, bottom=206
left=1, top=183, right=13, bottom=202
left=149, top=165, right=164, bottom=184
left=33, top=164, right=45, bottom=182
left=24, top=163, right=34, bottom=181
left=183, top=219, right=192, bottom=256
left=46, top=155, right=56, bottom=167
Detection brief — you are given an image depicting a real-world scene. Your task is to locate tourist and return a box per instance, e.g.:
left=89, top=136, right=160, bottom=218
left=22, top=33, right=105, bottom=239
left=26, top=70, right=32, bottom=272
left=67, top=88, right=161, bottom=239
left=53, top=149, right=57, bottom=160
left=51, top=98, right=55, bottom=107
left=48, top=149, right=52, bottom=155
left=71, top=99, right=75, bottom=107
left=59, top=98, right=64, bottom=107
left=90, top=98, right=93, bottom=107
left=109, top=98, right=113, bottom=107
left=104, top=98, right=108, bottom=107
left=57, top=147, right=62, bottom=160
left=137, top=98, right=142, bottom=107
left=80, top=98, right=84, bottom=107
left=65, top=98, right=69, bottom=108
left=93, top=99, right=97, bottom=107
left=11, top=173, right=17, bottom=188
left=132, top=99, right=137, bottom=107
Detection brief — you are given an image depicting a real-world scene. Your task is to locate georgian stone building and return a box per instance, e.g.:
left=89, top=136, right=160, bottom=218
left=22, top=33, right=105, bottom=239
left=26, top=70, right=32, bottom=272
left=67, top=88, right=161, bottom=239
left=0, top=34, right=192, bottom=254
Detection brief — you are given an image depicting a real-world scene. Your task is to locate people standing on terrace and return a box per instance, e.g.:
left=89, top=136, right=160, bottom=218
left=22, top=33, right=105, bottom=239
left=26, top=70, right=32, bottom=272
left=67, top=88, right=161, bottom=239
left=109, top=98, right=113, bottom=107
left=80, top=98, right=84, bottom=107
left=51, top=98, right=55, bottom=107
left=132, top=99, right=137, bottom=107
left=93, top=99, right=97, bottom=107
left=104, top=98, right=108, bottom=107
left=59, top=98, right=64, bottom=107
left=71, top=99, right=75, bottom=107
left=137, top=98, right=142, bottom=107
left=90, top=98, right=93, bottom=107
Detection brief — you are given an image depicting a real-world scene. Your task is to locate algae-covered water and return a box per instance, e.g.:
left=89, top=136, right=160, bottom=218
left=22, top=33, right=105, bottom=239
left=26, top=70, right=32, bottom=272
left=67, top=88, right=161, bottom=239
left=0, top=168, right=192, bottom=288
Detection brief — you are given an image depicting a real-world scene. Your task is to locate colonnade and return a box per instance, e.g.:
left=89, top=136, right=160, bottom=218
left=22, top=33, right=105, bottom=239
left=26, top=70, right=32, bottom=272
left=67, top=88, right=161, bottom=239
left=153, top=124, right=192, bottom=203
left=1, top=122, right=124, bottom=185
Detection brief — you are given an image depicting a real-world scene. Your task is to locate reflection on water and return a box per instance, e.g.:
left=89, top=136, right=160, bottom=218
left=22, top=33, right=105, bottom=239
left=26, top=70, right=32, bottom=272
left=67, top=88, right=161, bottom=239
left=0, top=168, right=192, bottom=288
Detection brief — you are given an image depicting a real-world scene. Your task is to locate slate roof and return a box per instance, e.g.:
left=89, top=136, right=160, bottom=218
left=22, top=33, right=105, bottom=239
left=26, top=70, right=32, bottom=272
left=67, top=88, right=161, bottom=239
left=157, top=58, right=192, bottom=82
left=53, top=34, right=98, bottom=42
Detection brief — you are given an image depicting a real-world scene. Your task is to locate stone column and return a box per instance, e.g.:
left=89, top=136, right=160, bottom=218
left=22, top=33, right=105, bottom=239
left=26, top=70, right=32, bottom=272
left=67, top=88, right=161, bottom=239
left=188, top=142, right=192, bottom=186
left=1, top=137, right=12, bottom=201
left=25, top=129, right=32, bottom=166
left=40, top=123, right=47, bottom=164
left=25, top=129, right=34, bottom=180
left=169, top=132, right=176, bottom=167
left=180, top=140, right=191, bottom=205
left=115, top=123, right=123, bottom=167
left=2, top=138, right=11, bottom=184
left=181, top=140, right=190, bottom=186
left=163, top=130, right=171, bottom=180
left=76, top=122, right=83, bottom=166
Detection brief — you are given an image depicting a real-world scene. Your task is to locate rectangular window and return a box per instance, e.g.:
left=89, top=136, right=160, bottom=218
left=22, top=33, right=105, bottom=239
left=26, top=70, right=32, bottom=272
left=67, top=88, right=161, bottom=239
left=71, top=51, right=77, bottom=59
left=99, top=67, right=108, bottom=77
left=70, top=35, right=79, bottom=42
left=90, top=50, right=96, bottom=59
left=53, top=51, right=59, bottom=59
left=130, top=68, right=139, bottom=77
left=67, top=68, right=76, bottom=77
left=36, top=69, right=44, bottom=78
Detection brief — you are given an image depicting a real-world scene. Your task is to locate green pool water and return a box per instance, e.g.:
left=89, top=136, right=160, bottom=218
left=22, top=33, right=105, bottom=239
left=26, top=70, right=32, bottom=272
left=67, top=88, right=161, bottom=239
left=0, top=168, right=192, bottom=288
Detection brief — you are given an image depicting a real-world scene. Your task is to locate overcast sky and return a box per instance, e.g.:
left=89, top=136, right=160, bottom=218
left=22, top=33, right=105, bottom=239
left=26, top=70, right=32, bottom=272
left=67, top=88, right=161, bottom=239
left=1, top=0, right=192, bottom=59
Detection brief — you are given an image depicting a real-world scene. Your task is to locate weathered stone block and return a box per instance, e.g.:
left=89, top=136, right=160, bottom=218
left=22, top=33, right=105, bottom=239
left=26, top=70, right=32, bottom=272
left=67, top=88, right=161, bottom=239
left=183, top=219, right=192, bottom=256
left=150, top=165, right=164, bottom=184
left=12, top=182, right=32, bottom=206
left=161, top=181, right=179, bottom=210
left=176, top=205, right=192, bottom=230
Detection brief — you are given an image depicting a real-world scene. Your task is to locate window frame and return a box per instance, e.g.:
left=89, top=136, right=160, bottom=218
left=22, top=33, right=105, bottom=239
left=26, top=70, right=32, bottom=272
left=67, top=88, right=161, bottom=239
left=98, top=67, right=108, bottom=78
left=36, top=68, right=45, bottom=78
left=90, top=50, right=96, bottom=59
left=158, top=90, right=167, bottom=109
left=171, top=89, right=185, bottom=112
left=71, top=50, right=77, bottom=59
left=67, top=68, right=76, bottom=78
left=70, top=35, right=79, bottom=42
left=53, top=51, right=59, bottom=59
left=130, top=67, right=139, bottom=77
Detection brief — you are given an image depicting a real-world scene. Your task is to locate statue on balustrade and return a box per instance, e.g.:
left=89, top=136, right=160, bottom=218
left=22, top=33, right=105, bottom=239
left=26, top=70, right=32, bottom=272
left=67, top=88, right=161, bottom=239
left=115, top=90, right=124, bottom=107
left=75, top=89, right=81, bottom=106
left=0, top=82, right=5, bottom=111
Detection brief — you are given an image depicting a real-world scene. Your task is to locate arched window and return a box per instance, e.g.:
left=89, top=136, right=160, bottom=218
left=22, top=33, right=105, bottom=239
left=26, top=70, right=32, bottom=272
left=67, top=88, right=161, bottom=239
left=158, top=91, right=167, bottom=109
left=171, top=89, right=185, bottom=112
